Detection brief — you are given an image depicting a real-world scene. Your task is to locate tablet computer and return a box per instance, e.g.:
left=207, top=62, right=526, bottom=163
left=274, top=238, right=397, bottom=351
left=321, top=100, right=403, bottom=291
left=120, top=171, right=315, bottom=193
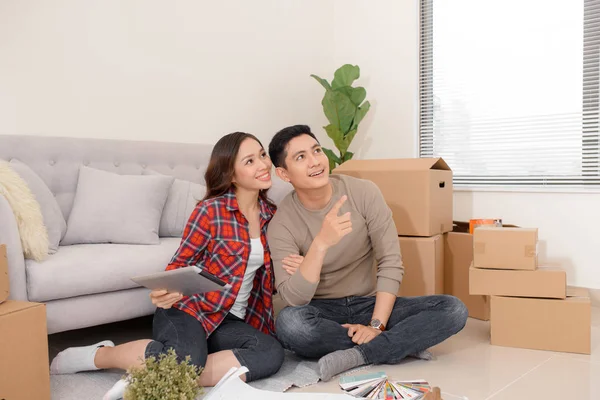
left=131, top=266, right=231, bottom=297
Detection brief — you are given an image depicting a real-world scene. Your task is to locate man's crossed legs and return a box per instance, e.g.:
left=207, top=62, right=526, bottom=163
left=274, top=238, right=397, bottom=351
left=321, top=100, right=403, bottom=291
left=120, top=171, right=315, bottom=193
left=276, top=295, right=468, bottom=381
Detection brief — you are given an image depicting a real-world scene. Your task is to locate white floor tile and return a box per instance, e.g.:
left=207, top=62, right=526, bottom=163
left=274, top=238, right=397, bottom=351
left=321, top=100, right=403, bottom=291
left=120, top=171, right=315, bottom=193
left=486, top=356, right=600, bottom=400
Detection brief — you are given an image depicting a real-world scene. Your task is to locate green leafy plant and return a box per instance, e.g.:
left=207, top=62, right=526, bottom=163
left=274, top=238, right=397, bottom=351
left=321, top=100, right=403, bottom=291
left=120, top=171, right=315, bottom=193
left=311, top=64, right=371, bottom=172
left=124, top=348, right=203, bottom=400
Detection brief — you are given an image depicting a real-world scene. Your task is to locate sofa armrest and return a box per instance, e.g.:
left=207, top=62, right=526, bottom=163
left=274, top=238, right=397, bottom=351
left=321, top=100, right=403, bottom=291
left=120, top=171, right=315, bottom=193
left=0, top=195, right=28, bottom=300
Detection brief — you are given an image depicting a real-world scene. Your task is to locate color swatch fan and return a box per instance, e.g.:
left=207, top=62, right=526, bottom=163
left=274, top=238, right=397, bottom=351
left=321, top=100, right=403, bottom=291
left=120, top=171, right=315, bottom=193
left=339, top=372, right=432, bottom=399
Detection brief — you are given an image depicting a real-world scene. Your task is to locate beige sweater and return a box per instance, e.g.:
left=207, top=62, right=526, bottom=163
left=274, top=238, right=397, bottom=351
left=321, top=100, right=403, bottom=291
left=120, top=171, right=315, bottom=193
left=267, top=174, right=404, bottom=306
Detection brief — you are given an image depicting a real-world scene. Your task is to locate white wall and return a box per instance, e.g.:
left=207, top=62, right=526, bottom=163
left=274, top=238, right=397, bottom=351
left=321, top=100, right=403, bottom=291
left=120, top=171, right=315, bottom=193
left=0, top=0, right=418, bottom=158
left=332, top=0, right=419, bottom=160
left=0, top=0, right=334, bottom=146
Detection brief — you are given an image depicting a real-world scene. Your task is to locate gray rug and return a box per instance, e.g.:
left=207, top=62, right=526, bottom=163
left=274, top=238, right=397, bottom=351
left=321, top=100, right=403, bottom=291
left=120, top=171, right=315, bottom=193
left=50, top=350, right=321, bottom=400
left=247, top=351, right=320, bottom=392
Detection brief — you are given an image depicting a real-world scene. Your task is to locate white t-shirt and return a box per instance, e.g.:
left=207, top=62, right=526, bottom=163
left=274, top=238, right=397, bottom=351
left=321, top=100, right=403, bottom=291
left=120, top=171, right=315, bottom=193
left=229, top=238, right=264, bottom=319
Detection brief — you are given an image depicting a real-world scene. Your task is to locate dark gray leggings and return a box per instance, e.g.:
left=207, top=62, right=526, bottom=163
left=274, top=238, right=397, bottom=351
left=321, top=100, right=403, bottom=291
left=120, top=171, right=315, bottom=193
left=145, top=308, right=284, bottom=382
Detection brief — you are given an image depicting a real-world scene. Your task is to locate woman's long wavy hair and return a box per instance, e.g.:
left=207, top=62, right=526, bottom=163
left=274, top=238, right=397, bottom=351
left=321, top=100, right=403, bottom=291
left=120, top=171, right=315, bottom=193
left=202, top=132, right=276, bottom=209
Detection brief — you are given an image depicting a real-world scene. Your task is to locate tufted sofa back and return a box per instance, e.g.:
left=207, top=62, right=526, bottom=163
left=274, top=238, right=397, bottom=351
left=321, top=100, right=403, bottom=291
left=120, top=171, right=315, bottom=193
left=0, top=135, right=214, bottom=220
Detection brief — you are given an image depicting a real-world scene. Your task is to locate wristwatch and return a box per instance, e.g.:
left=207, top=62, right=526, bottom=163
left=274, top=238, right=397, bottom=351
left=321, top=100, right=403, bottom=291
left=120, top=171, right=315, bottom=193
left=369, top=319, right=385, bottom=331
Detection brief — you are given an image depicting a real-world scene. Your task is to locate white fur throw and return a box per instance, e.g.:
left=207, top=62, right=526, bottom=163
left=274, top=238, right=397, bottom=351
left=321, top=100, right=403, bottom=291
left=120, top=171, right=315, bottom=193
left=0, top=161, right=49, bottom=261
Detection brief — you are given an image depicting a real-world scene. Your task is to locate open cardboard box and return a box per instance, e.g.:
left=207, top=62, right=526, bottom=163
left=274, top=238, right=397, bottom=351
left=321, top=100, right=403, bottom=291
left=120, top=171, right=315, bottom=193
left=334, top=158, right=453, bottom=237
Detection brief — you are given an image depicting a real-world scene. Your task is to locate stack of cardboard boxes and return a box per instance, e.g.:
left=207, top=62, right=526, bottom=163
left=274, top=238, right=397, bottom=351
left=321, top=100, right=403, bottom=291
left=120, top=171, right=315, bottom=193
left=334, top=158, right=591, bottom=354
left=0, top=244, right=51, bottom=400
left=469, top=227, right=592, bottom=354
left=335, top=158, right=453, bottom=298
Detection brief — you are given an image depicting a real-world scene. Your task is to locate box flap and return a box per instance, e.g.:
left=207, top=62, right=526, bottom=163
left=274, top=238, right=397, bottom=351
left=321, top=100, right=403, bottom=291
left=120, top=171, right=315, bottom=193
left=335, top=157, right=451, bottom=172
left=453, top=221, right=520, bottom=233
left=399, top=234, right=443, bottom=244
left=451, top=221, right=470, bottom=233
left=0, top=300, right=43, bottom=317
left=429, top=158, right=451, bottom=170
left=476, top=227, right=537, bottom=233
left=566, top=286, right=590, bottom=298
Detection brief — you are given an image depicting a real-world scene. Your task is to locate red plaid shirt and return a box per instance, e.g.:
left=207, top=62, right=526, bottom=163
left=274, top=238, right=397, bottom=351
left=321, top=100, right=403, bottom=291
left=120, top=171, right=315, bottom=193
left=166, top=189, right=276, bottom=337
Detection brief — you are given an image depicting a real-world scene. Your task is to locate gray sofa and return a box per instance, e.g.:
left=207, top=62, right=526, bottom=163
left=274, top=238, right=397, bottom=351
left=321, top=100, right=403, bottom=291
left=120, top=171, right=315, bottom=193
left=0, top=135, right=292, bottom=334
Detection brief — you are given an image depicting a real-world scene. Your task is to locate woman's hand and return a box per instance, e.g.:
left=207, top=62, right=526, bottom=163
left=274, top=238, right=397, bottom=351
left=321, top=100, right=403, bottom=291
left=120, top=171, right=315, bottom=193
left=282, top=254, right=304, bottom=275
left=150, top=289, right=183, bottom=309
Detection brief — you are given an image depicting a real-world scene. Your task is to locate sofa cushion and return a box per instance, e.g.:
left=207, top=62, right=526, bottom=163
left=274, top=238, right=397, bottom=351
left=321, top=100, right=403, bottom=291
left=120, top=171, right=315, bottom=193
left=143, top=170, right=206, bottom=237
left=26, top=238, right=181, bottom=302
left=9, top=159, right=67, bottom=254
left=62, top=166, right=174, bottom=245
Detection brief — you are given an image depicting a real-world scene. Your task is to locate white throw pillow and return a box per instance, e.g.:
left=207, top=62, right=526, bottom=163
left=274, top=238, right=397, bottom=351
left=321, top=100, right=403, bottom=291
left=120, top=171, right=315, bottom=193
left=62, top=166, right=174, bottom=245
left=143, top=170, right=206, bottom=237
left=0, top=161, right=49, bottom=261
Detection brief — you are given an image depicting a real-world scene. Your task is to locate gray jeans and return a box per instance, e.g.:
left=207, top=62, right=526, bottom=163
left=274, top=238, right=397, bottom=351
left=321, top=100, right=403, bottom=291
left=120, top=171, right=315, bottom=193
left=275, top=295, right=468, bottom=364
left=145, top=308, right=284, bottom=382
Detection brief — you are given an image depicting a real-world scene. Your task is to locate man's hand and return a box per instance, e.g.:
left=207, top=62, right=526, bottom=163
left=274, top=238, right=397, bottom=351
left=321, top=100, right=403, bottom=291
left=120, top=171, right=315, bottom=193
left=342, top=323, right=382, bottom=345
left=282, top=254, right=304, bottom=275
left=150, top=289, right=183, bottom=309
left=315, top=196, right=352, bottom=249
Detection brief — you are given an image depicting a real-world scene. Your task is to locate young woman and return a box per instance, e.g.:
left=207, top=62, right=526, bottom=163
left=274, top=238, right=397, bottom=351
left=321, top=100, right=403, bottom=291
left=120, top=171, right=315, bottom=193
left=50, top=132, right=303, bottom=398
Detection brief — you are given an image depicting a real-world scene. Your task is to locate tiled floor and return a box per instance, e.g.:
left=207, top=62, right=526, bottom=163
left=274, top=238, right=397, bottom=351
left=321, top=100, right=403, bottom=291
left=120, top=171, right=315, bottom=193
left=49, top=307, right=600, bottom=400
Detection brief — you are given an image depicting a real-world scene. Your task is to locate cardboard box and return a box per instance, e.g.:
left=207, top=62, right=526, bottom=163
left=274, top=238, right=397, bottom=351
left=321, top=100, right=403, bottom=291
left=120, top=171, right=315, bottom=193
left=443, top=232, right=490, bottom=320
left=470, top=265, right=566, bottom=299
left=334, top=158, right=453, bottom=236
left=473, top=227, right=538, bottom=270
left=469, top=218, right=502, bottom=234
left=398, top=235, right=444, bottom=297
left=490, top=287, right=591, bottom=354
left=0, top=301, right=50, bottom=400
left=0, top=244, right=8, bottom=302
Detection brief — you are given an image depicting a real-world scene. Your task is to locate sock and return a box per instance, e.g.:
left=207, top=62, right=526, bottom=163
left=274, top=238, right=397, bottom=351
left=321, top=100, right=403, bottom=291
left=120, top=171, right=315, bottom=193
left=318, top=348, right=366, bottom=382
left=409, top=349, right=435, bottom=360
left=50, top=340, right=115, bottom=375
left=103, top=378, right=129, bottom=400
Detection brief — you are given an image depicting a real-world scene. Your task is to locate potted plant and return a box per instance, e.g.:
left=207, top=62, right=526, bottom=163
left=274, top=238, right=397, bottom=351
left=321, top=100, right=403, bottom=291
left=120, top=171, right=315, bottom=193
left=123, top=349, right=203, bottom=400
left=311, top=64, right=371, bottom=172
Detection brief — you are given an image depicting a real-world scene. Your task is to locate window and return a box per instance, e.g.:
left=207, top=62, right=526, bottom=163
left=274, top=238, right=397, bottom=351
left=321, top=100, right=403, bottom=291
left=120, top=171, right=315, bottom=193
left=419, top=0, right=600, bottom=187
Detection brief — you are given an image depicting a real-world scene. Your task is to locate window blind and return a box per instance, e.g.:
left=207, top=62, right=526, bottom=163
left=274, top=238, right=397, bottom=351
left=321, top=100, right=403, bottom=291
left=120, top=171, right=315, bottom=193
left=419, top=0, right=600, bottom=188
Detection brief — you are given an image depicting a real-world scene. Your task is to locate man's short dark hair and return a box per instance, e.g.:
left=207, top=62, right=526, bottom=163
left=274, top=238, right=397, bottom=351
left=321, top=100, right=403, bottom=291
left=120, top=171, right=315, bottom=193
left=269, top=125, right=319, bottom=168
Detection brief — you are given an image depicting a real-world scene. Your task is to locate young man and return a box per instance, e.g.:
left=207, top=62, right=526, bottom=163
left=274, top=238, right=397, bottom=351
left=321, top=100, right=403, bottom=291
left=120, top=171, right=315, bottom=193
left=267, top=125, right=468, bottom=381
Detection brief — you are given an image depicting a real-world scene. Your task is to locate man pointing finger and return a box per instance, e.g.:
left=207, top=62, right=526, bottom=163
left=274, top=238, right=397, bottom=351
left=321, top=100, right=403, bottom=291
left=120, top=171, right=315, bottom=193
left=267, top=125, right=468, bottom=381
